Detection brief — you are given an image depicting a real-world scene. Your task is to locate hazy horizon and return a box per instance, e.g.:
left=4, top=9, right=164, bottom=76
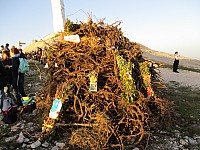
left=1, top=0, right=200, bottom=60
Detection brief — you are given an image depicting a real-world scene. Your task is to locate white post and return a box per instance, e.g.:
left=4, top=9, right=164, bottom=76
left=51, top=0, right=65, bottom=33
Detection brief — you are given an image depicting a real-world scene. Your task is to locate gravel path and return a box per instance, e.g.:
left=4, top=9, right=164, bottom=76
left=142, top=51, right=200, bottom=91
left=156, top=68, right=200, bottom=90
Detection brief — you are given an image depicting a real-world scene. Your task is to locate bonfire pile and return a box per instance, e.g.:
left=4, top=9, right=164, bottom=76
left=37, top=20, right=173, bottom=149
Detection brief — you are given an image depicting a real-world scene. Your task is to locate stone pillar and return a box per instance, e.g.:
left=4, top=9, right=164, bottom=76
left=51, top=0, right=65, bottom=33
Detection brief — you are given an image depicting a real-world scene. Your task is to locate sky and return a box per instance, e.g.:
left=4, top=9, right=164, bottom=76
left=1, top=0, right=200, bottom=60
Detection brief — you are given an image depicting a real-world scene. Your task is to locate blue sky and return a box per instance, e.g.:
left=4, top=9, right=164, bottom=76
left=1, top=0, right=200, bottom=60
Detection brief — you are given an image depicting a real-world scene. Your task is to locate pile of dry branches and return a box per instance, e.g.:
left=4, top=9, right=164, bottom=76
left=37, top=20, right=173, bottom=149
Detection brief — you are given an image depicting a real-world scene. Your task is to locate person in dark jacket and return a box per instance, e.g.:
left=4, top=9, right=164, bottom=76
left=1, top=51, right=12, bottom=101
left=10, top=47, right=23, bottom=107
left=2, top=50, right=12, bottom=85
left=4, top=43, right=10, bottom=52
left=173, top=51, right=180, bottom=73
left=0, top=61, right=7, bottom=90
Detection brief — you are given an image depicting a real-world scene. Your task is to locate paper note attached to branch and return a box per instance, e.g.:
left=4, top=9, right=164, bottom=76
left=64, top=35, right=80, bottom=43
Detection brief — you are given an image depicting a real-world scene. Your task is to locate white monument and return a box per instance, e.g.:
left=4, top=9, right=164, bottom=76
left=51, top=0, right=65, bottom=33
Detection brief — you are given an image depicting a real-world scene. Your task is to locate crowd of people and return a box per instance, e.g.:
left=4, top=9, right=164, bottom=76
left=26, top=47, right=47, bottom=65
left=0, top=43, right=27, bottom=110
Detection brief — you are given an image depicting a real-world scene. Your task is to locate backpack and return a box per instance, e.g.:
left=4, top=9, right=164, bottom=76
left=22, top=96, right=36, bottom=113
left=0, top=90, right=18, bottom=124
left=18, top=58, right=29, bottom=73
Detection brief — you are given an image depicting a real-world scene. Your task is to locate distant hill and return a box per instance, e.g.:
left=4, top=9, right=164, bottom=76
left=23, top=33, right=188, bottom=62
left=138, top=43, right=191, bottom=60
left=138, top=43, right=175, bottom=59
left=23, top=33, right=57, bottom=52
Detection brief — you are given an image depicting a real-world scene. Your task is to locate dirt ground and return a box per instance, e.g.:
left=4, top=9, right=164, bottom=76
left=143, top=52, right=200, bottom=149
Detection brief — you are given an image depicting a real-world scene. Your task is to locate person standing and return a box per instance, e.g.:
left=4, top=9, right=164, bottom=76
left=1, top=45, right=5, bottom=51
left=0, top=45, right=4, bottom=59
left=36, top=47, right=42, bottom=63
left=41, top=47, right=47, bottom=64
left=0, top=60, right=7, bottom=90
left=2, top=51, right=12, bottom=85
left=173, top=51, right=180, bottom=73
left=10, top=47, right=23, bottom=108
left=18, top=48, right=27, bottom=97
left=1, top=51, right=12, bottom=100
left=4, top=43, right=10, bottom=52
left=0, top=51, right=2, bottom=59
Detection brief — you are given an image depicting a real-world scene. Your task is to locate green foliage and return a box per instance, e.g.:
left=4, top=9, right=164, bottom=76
left=139, top=62, right=150, bottom=75
left=65, top=18, right=74, bottom=25
left=139, top=62, right=151, bottom=88
left=116, top=54, right=137, bottom=103
left=64, top=18, right=80, bottom=33
left=47, top=49, right=56, bottom=58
